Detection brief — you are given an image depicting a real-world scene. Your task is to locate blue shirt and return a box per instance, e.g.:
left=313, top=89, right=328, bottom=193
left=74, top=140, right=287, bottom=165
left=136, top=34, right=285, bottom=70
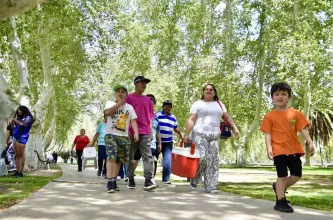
left=155, top=111, right=178, bottom=143
left=96, top=122, right=106, bottom=146
left=151, top=117, right=160, bottom=149
left=13, top=115, right=33, bottom=141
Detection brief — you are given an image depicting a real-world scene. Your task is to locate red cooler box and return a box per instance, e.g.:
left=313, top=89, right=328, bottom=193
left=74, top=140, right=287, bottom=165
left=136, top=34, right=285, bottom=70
left=171, top=141, right=200, bottom=178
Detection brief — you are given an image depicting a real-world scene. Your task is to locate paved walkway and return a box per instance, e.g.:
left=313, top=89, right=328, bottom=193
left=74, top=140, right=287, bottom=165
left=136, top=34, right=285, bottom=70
left=1, top=163, right=333, bottom=220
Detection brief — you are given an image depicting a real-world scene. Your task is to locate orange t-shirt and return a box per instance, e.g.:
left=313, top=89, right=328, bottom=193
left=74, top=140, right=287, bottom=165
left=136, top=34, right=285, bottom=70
left=260, top=108, right=310, bottom=157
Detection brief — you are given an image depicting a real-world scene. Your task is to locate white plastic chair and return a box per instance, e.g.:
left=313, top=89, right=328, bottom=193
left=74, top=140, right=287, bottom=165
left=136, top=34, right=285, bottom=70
left=82, top=147, right=97, bottom=170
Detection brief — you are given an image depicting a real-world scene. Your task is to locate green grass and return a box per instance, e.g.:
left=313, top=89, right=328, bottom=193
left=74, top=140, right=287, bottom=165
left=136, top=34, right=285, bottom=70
left=218, top=181, right=333, bottom=212
left=0, top=165, right=62, bottom=210
left=220, top=165, right=333, bottom=175
left=214, top=166, right=333, bottom=212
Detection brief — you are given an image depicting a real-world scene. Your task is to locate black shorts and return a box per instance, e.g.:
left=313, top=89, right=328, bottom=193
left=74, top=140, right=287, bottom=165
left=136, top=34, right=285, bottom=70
left=274, top=154, right=302, bottom=178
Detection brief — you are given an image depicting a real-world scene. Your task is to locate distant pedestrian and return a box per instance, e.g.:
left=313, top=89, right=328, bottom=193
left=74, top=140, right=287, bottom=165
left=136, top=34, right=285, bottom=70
left=260, top=82, right=315, bottom=213
left=71, top=129, right=90, bottom=172
left=89, top=115, right=107, bottom=178
left=52, top=151, right=58, bottom=163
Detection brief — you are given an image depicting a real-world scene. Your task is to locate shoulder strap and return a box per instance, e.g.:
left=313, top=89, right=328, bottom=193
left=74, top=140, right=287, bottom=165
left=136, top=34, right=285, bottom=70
left=217, top=100, right=228, bottom=122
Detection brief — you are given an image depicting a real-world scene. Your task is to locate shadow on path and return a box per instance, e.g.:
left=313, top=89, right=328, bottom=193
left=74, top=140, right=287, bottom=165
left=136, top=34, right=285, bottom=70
left=0, top=163, right=332, bottom=220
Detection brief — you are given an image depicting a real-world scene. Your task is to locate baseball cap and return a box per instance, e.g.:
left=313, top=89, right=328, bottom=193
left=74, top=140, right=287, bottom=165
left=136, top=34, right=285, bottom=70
left=163, top=100, right=172, bottom=108
left=113, top=84, right=128, bottom=93
left=134, top=76, right=151, bottom=84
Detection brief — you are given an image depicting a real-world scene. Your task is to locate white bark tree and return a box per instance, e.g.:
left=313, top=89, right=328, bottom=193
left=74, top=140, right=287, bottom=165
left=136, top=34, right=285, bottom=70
left=0, top=0, right=46, bottom=20
left=9, top=16, right=30, bottom=106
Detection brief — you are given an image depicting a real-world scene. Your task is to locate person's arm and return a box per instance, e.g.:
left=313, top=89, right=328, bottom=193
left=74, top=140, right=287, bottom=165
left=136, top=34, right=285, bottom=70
left=71, top=137, right=76, bottom=151
left=86, top=136, right=91, bottom=146
left=300, top=127, right=315, bottom=156
left=89, top=132, right=99, bottom=147
left=5, top=129, right=10, bottom=147
left=157, top=130, right=162, bottom=152
left=11, top=118, right=23, bottom=126
left=131, top=119, right=139, bottom=142
left=174, top=127, right=184, bottom=140
left=223, top=112, right=240, bottom=139
left=104, top=99, right=125, bottom=116
left=264, top=133, right=274, bottom=160
left=184, top=114, right=198, bottom=142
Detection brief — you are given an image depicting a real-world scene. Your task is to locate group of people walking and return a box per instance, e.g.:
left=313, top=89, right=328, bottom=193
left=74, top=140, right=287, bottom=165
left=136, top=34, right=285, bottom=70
left=70, top=76, right=240, bottom=193
left=68, top=79, right=315, bottom=213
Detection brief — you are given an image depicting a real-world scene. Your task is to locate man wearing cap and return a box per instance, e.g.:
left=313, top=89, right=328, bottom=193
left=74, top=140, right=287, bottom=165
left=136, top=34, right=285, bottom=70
left=126, top=76, right=157, bottom=191
left=155, top=100, right=183, bottom=184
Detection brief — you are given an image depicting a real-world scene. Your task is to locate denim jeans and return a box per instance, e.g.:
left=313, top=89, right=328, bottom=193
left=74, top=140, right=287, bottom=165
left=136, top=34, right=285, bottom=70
left=118, top=164, right=127, bottom=178
left=161, top=142, right=173, bottom=182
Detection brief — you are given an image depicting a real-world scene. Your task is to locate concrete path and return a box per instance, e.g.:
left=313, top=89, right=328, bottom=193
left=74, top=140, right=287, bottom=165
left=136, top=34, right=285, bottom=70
left=1, top=163, right=333, bottom=220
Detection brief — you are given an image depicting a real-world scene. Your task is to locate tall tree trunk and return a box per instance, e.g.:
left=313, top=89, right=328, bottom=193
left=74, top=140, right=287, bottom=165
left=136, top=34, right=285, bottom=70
left=0, top=71, right=16, bottom=122
left=9, top=16, right=30, bottom=106
left=27, top=19, right=54, bottom=169
left=303, top=80, right=311, bottom=165
left=240, top=3, right=266, bottom=163
left=42, top=105, right=56, bottom=151
left=0, top=0, right=46, bottom=20
left=0, top=120, right=6, bottom=152
left=32, top=21, right=53, bottom=123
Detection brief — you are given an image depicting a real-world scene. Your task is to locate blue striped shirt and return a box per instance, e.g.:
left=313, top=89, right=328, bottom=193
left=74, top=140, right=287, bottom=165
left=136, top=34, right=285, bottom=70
left=155, top=111, right=178, bottom=143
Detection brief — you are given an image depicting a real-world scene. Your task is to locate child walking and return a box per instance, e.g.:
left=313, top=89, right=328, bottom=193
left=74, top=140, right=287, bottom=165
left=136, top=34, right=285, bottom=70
left=260, top=82, right=315, bottom=213
left=104, top=84, right=139, bottom=193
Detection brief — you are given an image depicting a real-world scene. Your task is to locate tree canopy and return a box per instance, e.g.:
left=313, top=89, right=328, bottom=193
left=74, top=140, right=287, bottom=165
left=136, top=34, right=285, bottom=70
left=0, top=0, right=332, bottom=167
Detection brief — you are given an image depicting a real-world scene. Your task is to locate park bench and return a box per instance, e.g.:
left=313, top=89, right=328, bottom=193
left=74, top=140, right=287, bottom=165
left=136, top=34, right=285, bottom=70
left=34, top=150, right=52, bottom=170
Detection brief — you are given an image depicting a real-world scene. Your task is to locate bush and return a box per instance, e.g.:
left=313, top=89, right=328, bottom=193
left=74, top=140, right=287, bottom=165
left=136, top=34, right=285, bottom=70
left=58, top=150, right=71, bottom=163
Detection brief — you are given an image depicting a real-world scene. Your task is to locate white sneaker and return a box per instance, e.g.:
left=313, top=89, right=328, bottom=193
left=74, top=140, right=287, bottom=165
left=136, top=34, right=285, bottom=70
left=151, top=179, right=158, bottom=187
left=209, top=189, right=219, bottom=194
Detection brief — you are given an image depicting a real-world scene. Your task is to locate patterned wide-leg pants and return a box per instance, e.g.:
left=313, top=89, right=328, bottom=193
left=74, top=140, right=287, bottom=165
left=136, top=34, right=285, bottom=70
left=191, top=132, right=220, bottom=192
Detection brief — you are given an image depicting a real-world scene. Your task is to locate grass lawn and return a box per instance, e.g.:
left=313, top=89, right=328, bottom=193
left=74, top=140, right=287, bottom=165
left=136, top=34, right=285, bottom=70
left=217, top=166, right=333, bottom=212
left=0, top=164, right=62, bottom=210
left=218, top=181, right=333, bottom=212
left=220, top=165, right=333, bottom=175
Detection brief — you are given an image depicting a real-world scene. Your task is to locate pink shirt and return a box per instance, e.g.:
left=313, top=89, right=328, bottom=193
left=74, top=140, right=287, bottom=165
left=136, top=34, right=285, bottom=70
left=126, top=93, right=154, bottom=135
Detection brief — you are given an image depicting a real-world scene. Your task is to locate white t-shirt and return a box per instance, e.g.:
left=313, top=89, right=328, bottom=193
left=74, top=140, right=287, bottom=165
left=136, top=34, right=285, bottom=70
left=104, top=101, right=137, bottom=137
left=190, top=100, right=227, bottom=134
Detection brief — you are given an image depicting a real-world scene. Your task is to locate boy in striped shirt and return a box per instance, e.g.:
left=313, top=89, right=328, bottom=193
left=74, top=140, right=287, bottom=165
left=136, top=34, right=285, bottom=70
left=155, top=100, right=183, bottom=184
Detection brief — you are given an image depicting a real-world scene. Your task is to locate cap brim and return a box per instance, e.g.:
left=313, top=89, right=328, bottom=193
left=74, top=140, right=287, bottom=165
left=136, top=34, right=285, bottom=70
left=135, top=78, right=151, bottom=84
left=113, top=85, right=128, bottom=92
left=143, top=78, right=151, bottom=83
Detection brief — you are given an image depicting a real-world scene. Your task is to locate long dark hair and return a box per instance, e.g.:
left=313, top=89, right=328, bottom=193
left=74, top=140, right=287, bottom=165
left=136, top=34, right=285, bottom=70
left=15, top=105, right=33, bottom=121
left=201, top=84, right=219, bottom=101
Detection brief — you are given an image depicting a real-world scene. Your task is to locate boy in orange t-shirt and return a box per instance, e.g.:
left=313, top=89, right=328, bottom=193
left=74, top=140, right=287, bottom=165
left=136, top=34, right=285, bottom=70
left=260, top=82, right=315, bottom=213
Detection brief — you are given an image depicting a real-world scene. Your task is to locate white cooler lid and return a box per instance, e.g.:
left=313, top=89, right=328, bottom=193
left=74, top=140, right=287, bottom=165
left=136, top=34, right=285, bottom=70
left=172, top=147, right=200, bottom=158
